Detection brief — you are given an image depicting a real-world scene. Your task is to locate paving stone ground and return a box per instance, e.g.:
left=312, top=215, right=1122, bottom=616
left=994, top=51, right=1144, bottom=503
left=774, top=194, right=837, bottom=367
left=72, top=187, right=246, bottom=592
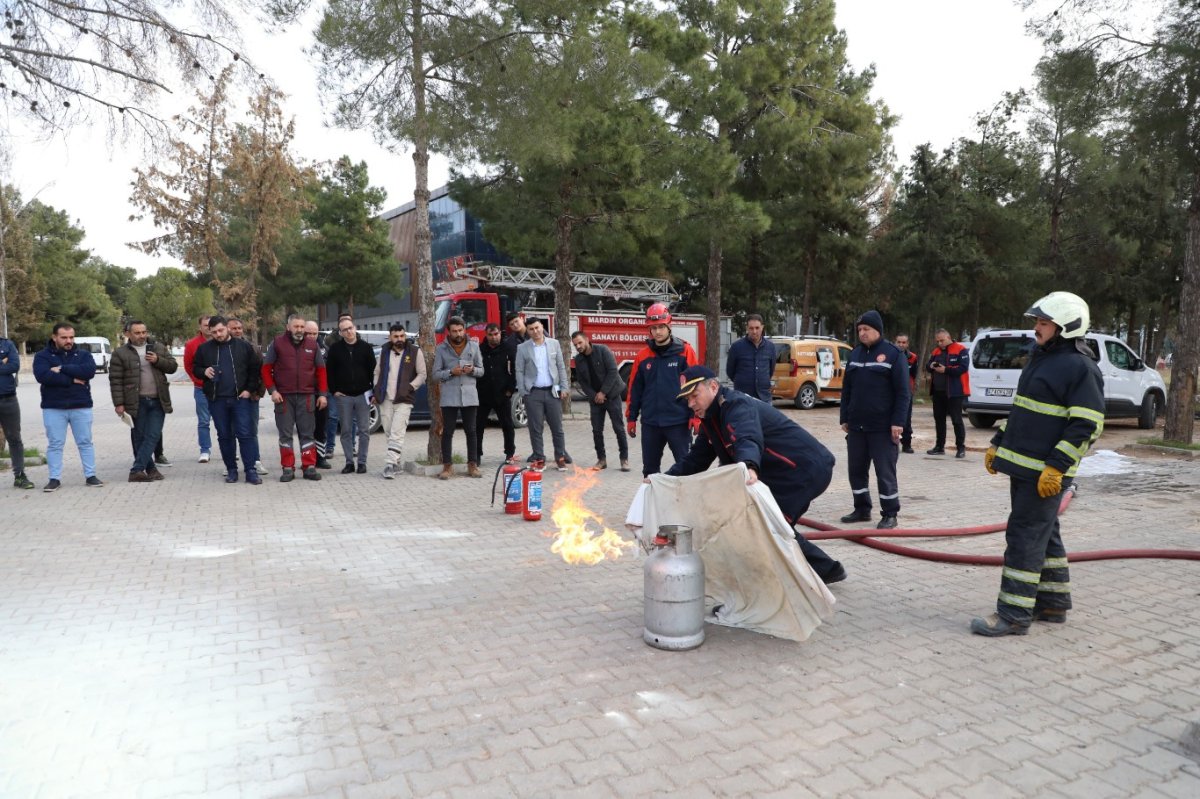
left=2, top=376, right=1199, bottom=798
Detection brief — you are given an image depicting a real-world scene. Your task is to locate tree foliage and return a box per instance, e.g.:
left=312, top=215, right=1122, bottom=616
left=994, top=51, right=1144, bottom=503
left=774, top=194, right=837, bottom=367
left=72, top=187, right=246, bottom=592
left=127, top=266, right=214, bottom=344
left=280, top=156, right=399, bottom=312
left=0, top=0, right=248, bottom=135
left=130, top=66, right=311, bottom=324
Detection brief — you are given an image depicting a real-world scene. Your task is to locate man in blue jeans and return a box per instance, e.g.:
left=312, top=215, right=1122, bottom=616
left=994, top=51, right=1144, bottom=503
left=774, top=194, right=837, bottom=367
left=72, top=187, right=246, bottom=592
left=109, top=320, right=177, bottom=482
left=33, top=323, right=103, bottom=492
left=194, top=316, right=264, bottom=485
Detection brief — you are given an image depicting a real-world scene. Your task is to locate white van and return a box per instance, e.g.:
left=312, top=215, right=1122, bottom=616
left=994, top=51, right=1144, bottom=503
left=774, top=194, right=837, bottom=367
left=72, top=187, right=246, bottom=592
left=74, top=336, right=113, bottom=373
left=966, top=329, right=1167, bottom=430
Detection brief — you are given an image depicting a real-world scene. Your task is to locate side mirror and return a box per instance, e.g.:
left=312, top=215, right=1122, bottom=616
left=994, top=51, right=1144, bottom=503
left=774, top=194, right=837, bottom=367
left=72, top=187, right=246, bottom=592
left=1132, top=356, right=1144, bottom=371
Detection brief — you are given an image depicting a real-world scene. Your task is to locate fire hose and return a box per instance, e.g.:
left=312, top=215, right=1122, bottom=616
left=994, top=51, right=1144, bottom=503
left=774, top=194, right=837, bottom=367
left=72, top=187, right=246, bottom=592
left=797, top=487, right=1200, bottom=564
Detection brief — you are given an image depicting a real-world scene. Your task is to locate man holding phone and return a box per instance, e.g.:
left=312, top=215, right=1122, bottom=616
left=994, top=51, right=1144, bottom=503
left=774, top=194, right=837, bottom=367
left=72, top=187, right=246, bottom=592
left=433, top=316, right=484, bottom=479
left=110, top=320, right=177, bottom=483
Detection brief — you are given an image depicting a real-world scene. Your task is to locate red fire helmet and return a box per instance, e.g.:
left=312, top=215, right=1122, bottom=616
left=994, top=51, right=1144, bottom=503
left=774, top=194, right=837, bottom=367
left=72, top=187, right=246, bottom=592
left=646, top=302, right=672, bottom=327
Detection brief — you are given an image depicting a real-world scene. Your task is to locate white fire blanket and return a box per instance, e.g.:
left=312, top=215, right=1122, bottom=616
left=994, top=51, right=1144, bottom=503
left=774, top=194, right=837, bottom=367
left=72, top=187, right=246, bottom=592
left=625, top=463, right=835, bottom=642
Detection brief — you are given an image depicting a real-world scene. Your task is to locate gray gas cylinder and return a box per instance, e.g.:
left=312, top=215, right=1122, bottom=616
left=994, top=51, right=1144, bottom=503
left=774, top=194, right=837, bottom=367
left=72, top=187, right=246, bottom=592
left=643, top=524, right=705, bottom=650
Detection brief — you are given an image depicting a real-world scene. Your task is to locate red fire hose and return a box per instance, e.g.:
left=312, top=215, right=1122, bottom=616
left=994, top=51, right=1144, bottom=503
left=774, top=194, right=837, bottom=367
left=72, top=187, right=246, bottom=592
left=797, top=489, right=1200, bottom=564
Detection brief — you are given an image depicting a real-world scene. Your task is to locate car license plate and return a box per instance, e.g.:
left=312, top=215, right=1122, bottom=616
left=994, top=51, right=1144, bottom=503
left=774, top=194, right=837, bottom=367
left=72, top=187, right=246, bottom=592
left=985, top=388, right=1014, bottom=397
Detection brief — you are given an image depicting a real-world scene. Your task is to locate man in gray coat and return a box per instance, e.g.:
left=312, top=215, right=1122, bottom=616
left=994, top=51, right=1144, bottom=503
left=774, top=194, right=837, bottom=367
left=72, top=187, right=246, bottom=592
left=571, top=331, right=629, bottom=471
left=433, top=316, right=484, bottom=479
left=515, top=317, right=572, bottom=471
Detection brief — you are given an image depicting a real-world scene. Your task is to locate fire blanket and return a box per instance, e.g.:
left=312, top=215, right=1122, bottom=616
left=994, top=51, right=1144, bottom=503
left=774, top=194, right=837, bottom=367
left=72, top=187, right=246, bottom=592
left=625, top=463, right=835, bottom=642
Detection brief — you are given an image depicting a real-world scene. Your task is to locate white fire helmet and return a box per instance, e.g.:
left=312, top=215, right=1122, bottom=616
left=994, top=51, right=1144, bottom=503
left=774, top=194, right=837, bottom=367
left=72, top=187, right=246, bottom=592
left=1024, top=291, right=1090, bottom=339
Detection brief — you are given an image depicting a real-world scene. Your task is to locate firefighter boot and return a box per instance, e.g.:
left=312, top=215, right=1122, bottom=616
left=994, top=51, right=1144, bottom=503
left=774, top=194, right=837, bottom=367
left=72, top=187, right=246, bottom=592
left=438, top=464, right=453, bottom=480
left=970, top=613, right=1030, bottom=637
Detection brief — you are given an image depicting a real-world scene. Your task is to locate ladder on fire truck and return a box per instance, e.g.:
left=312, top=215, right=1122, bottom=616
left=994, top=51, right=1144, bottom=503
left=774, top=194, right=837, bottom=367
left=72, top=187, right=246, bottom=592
left=442, top=261, right=679, bottom=303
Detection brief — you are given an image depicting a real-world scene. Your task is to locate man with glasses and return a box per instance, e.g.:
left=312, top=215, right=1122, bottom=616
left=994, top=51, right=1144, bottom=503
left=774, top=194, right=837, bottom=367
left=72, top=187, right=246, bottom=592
left=326, top=317, right=377, bottom=474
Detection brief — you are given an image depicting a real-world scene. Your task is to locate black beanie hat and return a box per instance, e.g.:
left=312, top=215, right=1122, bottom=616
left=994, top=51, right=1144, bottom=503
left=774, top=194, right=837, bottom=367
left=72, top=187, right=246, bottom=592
left=855, top=310, right=884, bottom=336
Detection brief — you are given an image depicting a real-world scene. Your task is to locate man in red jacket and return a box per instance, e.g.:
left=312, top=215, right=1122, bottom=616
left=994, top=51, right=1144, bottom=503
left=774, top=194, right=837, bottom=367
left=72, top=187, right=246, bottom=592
left=181, top=314, right=213, bottom=463
left=261, top=314, right=329, bottom=482
left=925, top=328, right=971, bottom=458
left=626, top=303, right=698, bottom=477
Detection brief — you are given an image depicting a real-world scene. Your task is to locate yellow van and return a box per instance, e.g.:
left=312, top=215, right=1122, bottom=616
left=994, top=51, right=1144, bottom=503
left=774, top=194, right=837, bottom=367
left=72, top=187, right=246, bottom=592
left=770, top=336, right=853, bottom=409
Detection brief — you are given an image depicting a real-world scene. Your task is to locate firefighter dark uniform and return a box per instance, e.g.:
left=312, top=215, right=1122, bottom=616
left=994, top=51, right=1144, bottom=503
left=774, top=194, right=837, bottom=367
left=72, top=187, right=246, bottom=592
left=972, top=292, right=1104, bottom=636
left=926, top=337, right=971, bottom=456
left=840, top=310, right=910, bottom=528
left=668, top=368, right=845, bottom=584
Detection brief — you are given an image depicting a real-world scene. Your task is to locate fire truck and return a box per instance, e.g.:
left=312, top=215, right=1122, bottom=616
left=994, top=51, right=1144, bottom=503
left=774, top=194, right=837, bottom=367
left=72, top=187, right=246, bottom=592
left=381, top=258, right=728, bottom=430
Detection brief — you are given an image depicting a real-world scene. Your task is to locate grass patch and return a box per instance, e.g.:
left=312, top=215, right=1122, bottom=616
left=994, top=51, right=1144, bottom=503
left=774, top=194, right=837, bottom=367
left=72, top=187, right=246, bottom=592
left=415, top=453, right=467, bottom=465
left=1137, top=437, right=1200, bottom=451
left=0, top=446, right=40, bottom=458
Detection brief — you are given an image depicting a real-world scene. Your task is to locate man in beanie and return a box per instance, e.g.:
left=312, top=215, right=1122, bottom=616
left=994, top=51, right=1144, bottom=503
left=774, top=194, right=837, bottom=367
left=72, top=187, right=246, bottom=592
left=667, top=365, right=846, bottom=584
left=839, top=310, right=910, bottom=529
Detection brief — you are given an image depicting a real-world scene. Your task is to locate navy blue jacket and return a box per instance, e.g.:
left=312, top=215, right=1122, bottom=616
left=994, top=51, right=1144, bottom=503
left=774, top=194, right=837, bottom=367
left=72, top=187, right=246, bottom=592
left=840, top=337, right=910, bottom=432
left=0, top=338, right=19, bottom=396
left=34, top=339, right=97, bottom=409
left=726, top=336, right=776, bottom=402
left=991, top=336, right=1104, bottom=480
left=627, top=336, right=697, bottom=427
left=667, top=387, right=835, bottom=524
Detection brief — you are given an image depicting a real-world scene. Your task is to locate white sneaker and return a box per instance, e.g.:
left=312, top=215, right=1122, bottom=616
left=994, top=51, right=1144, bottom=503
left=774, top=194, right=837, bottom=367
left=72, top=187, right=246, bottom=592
left=255, top=460, right=268, bottom=474
left=382, top=464, right=396, bottom=480
left=198, top=452, right=210, bottom=463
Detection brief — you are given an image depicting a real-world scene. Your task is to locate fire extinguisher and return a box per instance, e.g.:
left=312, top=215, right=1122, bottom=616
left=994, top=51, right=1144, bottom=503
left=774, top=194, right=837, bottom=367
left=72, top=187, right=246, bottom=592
left=491, top=462, right=526, bottom=515
left=522, top=468, right=542, bottom=522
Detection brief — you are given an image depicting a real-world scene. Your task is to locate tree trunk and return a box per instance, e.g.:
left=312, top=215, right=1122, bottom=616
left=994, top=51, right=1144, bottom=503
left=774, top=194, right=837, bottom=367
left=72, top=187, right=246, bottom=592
left=1127, top=302, right=1140, bottom=356
left=410, top=0, right=442, bottom=462
left=554, top=182, right=574, bottom=414
left=705, top=235, right=721, bottom=371
left=747, top=235, right=760, bottom=312
left=801, top=252, right=814, bottom=335
left=1163, top=172, right=1200, bottom=444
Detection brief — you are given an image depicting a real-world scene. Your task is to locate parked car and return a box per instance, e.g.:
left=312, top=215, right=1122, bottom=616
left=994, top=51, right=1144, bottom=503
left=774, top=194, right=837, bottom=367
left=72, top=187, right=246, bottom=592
left=74, top=336, right=112, bottom=373
left=966, top=329, right=1167, bottom=430
left=769, top=336, right=853, bottom=410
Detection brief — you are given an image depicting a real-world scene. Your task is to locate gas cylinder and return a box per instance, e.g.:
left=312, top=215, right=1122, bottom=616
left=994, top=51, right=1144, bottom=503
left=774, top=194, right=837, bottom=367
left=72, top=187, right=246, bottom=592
left=643, top=524, right=705, bottom=651
left=522, top=468, right=542, bottom=521
left=503, top=464, right=524, bottom=514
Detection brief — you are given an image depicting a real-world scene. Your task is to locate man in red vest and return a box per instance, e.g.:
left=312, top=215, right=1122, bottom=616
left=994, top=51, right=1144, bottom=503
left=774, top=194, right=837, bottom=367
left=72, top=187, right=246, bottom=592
left=181, top=314, right=213, bottom=463
left=261, top=314, right=329, bottom=482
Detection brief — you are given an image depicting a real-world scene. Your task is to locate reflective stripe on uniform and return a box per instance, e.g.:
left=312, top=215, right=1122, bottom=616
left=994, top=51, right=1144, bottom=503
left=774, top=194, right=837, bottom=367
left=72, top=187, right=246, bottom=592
left=1043, top=557, right=1069, bottom=569
left=852, top=487, right=870, bottom=495
left=1056, top=439, right=1088, bottom=464
left=1014, top=394, right=1068, bottom=417
left=995, top=446, right=1044, bottom=472
left=1003, top=566, right=1041, bottom=584
left=1069, top=405, right=1105, bottom=425
left=879, top=492, right=900, bottom=500
left=998, top=591, right=1036, bottom=608
left=1037, top=582, right=1072, bottom=593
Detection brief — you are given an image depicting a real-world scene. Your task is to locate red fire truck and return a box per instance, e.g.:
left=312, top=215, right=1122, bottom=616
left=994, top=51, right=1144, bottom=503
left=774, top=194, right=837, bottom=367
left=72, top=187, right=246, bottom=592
left=429, top=260, right=724, bottom=384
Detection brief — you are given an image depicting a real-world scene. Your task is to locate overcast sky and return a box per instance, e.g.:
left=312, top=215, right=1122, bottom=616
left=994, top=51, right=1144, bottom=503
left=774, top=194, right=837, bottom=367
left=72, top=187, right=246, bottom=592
left=4, top=0, right=1046, bottom=277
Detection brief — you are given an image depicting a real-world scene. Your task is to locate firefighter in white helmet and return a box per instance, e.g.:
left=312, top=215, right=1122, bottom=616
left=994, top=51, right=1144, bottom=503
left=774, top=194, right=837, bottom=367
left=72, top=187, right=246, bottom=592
left=971, top=292, right=1105, bottom=636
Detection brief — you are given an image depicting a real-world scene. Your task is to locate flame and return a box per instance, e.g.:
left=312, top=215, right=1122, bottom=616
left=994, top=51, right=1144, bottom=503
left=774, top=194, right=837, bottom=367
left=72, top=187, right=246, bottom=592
left=547, top=468, right=634, bottom=565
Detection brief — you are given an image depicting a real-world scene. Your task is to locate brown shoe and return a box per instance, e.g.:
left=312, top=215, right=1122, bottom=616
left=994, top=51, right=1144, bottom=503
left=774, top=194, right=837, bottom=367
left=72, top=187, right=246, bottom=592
left=438, top=464, right=453, bottom=480
left=592, top=459, right=607, bottom=471
left=619, top=459, right=631, bottom=472
left=146, top=469, right=165, bottom=481
left=127, top=471, right=152, bottom=483
left=467, top=462, right=482, bottom=478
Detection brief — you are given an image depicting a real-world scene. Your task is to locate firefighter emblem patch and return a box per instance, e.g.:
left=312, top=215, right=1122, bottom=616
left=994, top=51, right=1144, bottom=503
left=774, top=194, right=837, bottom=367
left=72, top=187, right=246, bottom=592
left=876, top=354, right=887, bottom=363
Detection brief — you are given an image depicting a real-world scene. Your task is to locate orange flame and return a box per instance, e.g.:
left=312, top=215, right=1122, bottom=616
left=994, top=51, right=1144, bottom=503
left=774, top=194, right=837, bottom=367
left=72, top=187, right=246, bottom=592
left=547, top=468, right=634, bottom=565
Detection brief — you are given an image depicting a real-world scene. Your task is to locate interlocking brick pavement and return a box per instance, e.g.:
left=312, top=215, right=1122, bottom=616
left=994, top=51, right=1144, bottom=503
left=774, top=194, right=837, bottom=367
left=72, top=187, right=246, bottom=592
left=2, top=376, right=1199, bottom=798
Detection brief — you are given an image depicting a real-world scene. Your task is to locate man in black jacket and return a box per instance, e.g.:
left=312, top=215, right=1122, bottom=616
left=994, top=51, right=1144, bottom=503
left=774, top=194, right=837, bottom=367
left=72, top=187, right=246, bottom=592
left=477, top=323, right=517, bottom=464
left=194, top=316, right=264, bottom=484
left=326, top=317, right=378, bottom=474
left=572, top=331, right=630, bottom=471
left=839, top=310, right=910, bottom=530
left=667, top=365, right=845, bottom=585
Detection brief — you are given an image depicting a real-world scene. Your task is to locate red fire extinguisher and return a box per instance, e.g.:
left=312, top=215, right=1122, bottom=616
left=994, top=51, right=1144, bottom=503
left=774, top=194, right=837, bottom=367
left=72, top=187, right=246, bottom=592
left=522, top=468, right=542, bottom=522
left=502, top=463, right=524, bottom=515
